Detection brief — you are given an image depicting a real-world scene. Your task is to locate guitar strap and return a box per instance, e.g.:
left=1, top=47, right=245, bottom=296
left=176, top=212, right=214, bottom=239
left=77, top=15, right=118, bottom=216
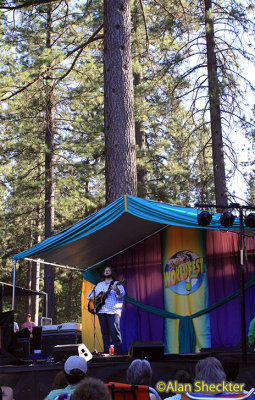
left=93, top=278, right=115, bottom=297
left=101, top=279, right=116, bottom=301
left=107, top=279, right=115, bottom=292
left=96, top=279, right=115, bottom=311
left=95, top=278, right=115, bottom=288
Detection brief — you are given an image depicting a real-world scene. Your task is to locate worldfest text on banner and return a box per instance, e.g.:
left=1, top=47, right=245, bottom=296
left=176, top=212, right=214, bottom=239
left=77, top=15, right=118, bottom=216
left=162, top=226, right=211, bottom=353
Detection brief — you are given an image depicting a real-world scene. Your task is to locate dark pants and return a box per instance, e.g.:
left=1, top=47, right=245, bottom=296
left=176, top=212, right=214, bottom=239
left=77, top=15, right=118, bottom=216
left=98, top=313, right=122, bottom=354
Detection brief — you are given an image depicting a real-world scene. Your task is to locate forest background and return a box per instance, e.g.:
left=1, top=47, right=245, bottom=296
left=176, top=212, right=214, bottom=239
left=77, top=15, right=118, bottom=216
left=0, top=0, right=254, bottom=327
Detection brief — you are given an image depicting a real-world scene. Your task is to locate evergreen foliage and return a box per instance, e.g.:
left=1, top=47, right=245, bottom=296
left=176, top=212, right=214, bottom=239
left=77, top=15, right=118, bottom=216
left=0, top=0, right=254, bottom=321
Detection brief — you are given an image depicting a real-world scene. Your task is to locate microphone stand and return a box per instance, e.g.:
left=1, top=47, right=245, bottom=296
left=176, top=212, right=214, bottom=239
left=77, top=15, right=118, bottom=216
left=91, top=287, right=98, bottom=356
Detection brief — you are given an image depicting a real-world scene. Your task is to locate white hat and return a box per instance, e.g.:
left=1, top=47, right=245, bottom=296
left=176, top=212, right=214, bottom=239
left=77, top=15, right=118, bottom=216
left=64, top=356, right=88, bottom=375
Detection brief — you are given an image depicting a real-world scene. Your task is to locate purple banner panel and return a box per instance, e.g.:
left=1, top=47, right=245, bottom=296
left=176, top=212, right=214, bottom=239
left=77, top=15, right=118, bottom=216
left=109, top=233, right=164, bottom=352
left=207, top=230, right=255, bottom=348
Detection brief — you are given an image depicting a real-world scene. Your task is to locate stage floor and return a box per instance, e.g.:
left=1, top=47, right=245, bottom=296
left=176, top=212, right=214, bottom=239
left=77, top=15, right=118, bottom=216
left=1, top=351, right=255, bottom=400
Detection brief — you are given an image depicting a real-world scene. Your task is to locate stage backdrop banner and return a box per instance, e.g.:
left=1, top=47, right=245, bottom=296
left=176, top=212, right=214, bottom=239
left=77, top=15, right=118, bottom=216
left=162, top=226, right=211, bottom=353
left=81, top=280, right=104, bottom=353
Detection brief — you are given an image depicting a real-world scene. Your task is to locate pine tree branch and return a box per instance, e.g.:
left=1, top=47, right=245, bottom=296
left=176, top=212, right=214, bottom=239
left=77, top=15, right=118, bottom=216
left=137, top=0, right=150, bottom=60
left=54, top=25, right=104, bottom=84
left=55, top=40, right=104, bottom=84
left=0, top=0, right=58, bottom=10
left=65, top=25, right=103, bottom=58
left=1, top=24, right=104, bottom=101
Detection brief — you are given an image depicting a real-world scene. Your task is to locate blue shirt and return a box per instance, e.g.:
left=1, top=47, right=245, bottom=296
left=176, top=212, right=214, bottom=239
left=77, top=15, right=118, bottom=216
left=44, top=384, right=77, bottom=400
left=87, top=280, right=125, bottom=315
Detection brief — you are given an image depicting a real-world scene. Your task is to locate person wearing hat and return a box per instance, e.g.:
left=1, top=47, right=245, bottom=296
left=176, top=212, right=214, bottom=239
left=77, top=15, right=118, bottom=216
left=44, top=356, right=88, bottom=400
left=22, top=313, right=36, bottom=338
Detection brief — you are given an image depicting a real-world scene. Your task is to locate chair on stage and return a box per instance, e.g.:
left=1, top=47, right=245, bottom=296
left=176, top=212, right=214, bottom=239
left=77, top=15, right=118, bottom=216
left=106, top=382, right=160, bottom=400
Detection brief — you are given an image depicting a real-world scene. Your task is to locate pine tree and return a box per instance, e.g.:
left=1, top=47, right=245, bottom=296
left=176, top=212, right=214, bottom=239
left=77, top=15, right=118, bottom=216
left=104, top=0, right=137, bottom=203
left=160, top=0, right=254, bottom=203
left=0, top=0, right=104, bottom=321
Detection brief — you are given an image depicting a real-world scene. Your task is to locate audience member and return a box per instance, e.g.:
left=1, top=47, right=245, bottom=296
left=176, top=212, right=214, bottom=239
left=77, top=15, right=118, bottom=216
left=13, top=322, right=19, bottom=333
left=220, top=356, right=240, bottom=382
left=22, top=313, right=36, bottom=338
left=194, top=357, right=226, bottom=387
left=0, top=386, right=14, bottom=400
left=127, top=359, right=152, bottom=386
left=235, top=368, right=254, bottom=392
left=248, top=317, right=255, bottom=348
left=174, top=370, right=192, bottom=384
left=167, top=370, right=192, bottom=400
left=52, top=370, right=68, bottom=390
left=73, top=377, right=111, bottom=400
left=171, top=357, right=253, bottom=400
left=44, top=356, right=88, bottom=400
left=126, top=359, right=160, bottom=400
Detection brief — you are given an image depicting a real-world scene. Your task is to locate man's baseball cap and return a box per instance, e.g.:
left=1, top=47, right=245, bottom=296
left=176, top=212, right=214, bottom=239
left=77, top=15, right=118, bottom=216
left=26, top=313, right=31, bottom=317
left=64, top=356, right=88, bottom=375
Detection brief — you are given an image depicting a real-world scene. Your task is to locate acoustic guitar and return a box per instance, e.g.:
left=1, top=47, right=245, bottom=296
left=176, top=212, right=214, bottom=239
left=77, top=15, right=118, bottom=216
left=88, top=280, right=125, bottom=314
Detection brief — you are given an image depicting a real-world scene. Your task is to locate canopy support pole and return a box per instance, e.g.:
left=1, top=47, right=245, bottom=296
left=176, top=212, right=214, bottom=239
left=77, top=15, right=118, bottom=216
left=12, top=260, right=17, bottom=310
left=24, top=258, right=84, bottom=272
left=239, top=207, right=247, bottom=364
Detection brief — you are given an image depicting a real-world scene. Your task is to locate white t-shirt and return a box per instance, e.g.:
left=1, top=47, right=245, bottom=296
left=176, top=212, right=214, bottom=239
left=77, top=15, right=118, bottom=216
left=13, top=322, right=19, bottom=332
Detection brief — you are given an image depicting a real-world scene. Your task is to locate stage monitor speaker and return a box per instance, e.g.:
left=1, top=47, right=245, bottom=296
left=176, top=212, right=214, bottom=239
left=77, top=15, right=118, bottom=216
left=128, top=341, right=164, bottom=360
left=53, top=343, right=92, bottom=363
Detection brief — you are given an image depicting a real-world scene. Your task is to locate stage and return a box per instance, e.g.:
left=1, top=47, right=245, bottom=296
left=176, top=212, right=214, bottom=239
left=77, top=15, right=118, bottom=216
left=1, top=350, right=255, bottom=400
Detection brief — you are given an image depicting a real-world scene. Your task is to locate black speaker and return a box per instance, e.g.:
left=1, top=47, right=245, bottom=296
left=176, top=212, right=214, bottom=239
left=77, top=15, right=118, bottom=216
left=128, top=341, right=164, bottom=360
left=31, top=327, right=42, bottom=351
left=13, top=337, right=30, bottom=359
left=41, top=330, right=82, bottom=356
left=52, top=343, right=92, bottom=362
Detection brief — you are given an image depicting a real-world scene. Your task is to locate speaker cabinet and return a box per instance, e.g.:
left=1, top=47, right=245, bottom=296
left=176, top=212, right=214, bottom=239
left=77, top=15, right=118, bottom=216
left=52, top=343, right=92, bottom=362
left=42, top=330, right=82, bottom=356
left=31, top=327, right=42, bottom=351
left=13, top=337, right=30, bottom=359
left=128, top=341, right=164, bottom=360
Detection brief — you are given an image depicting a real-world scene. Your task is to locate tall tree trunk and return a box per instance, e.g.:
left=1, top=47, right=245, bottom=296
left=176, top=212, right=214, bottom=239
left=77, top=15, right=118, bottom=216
left=32, top=168, right=42, bottom=324
left=44, top=4, right=55, bottom=319
left=133, top=4, right=147, bottom=198
left=204, top=0, right=228, bottom=207
left=104, top=0, right=137, bottom=204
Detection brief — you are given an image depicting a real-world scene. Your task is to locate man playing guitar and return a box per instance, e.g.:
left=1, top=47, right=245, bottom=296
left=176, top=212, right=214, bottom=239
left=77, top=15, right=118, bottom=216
left=87, top=266, right=125, bottom=355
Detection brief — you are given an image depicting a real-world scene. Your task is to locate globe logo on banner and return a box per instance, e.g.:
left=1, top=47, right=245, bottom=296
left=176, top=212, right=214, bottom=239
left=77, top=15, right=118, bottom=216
left=164, top=250, right=205, bottom=295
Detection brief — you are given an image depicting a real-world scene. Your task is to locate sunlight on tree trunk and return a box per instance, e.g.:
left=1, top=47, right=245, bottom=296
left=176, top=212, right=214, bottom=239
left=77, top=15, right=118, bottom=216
left=104, top=0, right=137, bottom=204
left=204, top=0, right=228, bottom=207
left=44, top=3, right=55, bottom=319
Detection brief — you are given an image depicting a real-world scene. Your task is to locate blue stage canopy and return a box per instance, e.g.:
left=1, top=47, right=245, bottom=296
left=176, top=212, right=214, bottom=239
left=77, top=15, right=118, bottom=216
left=14, top=195, right=242, bottom=269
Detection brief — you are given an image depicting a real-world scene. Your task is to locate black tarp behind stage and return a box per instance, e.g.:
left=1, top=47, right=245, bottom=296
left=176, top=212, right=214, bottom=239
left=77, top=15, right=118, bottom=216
left=0, top=283, right=46, bottom=358
left=1, top=352, right=255, bottom=400
left=0, top=310, right=14, bottom=353
left=0, top=281, right=45, bottom=313
left=0, top=282, right=43, bottom=298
